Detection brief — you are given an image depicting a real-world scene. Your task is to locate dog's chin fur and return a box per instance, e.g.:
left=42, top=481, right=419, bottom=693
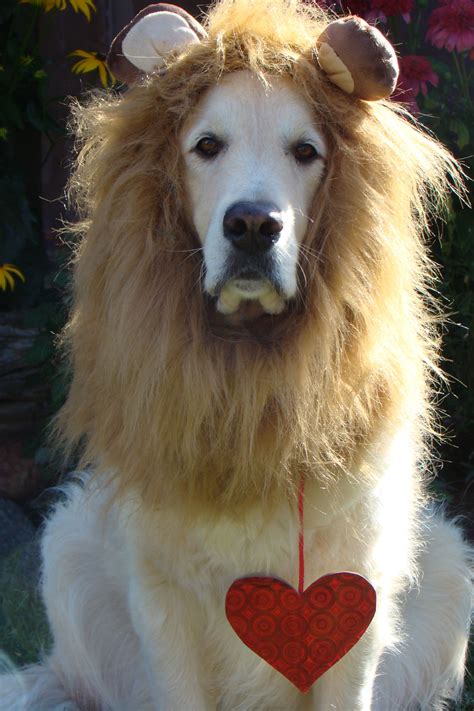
left=205, top=293, right=298, bottom=339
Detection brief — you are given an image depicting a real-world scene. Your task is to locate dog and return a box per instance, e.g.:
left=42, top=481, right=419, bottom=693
left=0, top=1, right=471, bottom=709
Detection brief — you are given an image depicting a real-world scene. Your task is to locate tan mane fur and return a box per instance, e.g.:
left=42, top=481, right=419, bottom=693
left=57, top=0, right=462, bottom=512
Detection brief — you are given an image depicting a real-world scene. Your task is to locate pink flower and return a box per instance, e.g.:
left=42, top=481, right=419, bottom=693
left=397, top=55, right=439, bottom=97
left=426, top=0, right=474, bottom=53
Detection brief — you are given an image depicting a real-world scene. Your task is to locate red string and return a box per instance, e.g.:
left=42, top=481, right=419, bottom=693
left=298, top=477, right=305, bottom=594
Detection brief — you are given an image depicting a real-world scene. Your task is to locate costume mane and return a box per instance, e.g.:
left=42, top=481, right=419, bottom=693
left=57, top=0, right=461, bottom=511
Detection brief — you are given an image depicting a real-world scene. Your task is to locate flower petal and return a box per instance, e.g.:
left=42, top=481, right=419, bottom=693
left=69, top=0, right=96, bottom=22
left=4, top=264, right=26, bottom=282
left=69, top=49, right=96, bottom=59
left=4, top=271, right=15, bottom=290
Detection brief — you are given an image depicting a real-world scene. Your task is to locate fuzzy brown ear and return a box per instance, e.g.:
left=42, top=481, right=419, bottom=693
left=108, top=3, right=207, bottom=85
left=316, top=16, right=399, bottom=101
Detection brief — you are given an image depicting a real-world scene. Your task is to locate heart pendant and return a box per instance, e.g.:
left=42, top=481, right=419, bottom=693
left=225, top=572, right=376, bottom=693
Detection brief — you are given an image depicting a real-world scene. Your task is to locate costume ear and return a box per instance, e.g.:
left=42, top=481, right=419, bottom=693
left=316, top=16, right=399, bottom=101
left=108, top=3, right=206, bottom=85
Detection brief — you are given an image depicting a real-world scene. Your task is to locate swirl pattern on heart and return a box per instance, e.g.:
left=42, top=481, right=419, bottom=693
left=225, top=572, right=376, bottom=693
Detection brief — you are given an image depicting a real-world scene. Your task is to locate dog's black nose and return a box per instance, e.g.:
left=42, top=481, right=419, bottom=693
left=223, top=201, right=283, bottom=254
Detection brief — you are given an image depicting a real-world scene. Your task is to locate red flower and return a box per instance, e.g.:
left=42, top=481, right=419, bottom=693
left=426, top=0, right=474, bottom=52
left=370, top=0, right=413, bottom=17
left=397, top=55, right=439, bottom=98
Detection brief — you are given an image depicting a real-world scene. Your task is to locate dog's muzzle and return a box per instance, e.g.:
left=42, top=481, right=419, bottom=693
left=213, top=201, right=287, bottom=316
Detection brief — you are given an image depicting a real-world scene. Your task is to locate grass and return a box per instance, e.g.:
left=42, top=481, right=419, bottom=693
left=0, top=541, right=471, bottom=708
left=0, top=546, right=51, bottom=671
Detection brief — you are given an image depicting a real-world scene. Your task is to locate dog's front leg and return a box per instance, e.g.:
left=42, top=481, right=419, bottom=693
left=129, top=570, right=212, bottom=711
left=309, top=629, right=379, bottom=711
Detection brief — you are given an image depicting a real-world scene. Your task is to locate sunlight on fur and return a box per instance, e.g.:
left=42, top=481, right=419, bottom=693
left=56, top=0, right=464, bottom=513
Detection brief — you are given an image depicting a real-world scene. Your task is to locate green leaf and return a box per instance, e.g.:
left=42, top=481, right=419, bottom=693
left=430, top=58, right=451, bottom=76
left=450, top=119, right=470, bottom=151
left=422, top=96, right=437, bottom=110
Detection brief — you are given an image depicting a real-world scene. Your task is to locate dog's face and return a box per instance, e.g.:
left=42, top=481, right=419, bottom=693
left=180, top=71, right=327, bottom=316
left=107, top=5, right=399, bottom=320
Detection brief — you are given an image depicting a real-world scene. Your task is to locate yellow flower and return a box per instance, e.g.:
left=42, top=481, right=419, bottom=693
left=19, top=0, right=96, bottom=21
left=68, top=0, right=96, bottom=21
left=69, top=50, right=114, bottom=88
left=42, top=0, right=67, bottom=9
left=0, top=264, right=26, bottom=291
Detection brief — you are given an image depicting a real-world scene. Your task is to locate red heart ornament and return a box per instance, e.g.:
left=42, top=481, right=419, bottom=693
left=225, top=572, right=376, bottom=693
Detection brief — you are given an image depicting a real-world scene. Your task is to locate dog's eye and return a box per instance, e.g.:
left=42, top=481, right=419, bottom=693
left=293, top=143, right=319, bottom=164
left=195, top=137, right=222, bottom=159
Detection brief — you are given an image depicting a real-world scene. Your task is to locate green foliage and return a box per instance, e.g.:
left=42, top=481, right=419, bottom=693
left=436, top=200, right=474, bottom=487
left=0, top=0, right=71, bottom=482
left=0, top=547, right=52, bottom=667
left=0, top=0, right=63, bottom=309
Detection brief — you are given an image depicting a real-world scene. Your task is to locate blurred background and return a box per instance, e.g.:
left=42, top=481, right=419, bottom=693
left=0, top=0, right=472, bottom=703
